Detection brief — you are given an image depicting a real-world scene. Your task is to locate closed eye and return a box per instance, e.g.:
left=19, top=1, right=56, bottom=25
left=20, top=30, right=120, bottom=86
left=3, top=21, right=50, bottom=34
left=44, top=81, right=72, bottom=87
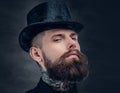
left=51, top=34, right=63, bottom=42
left=53, top=38, right=62, bottom=42
left=72, top=37, right=77, bottom=40
left=70, top=32, right=78, bottom=41
left=71, top=36, right=78, bottom=41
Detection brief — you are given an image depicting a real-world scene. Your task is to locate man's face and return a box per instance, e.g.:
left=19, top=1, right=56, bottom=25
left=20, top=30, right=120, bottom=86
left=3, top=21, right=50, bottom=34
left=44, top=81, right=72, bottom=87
left=34, top=29, right=88, bottom=82
left=41, top=29, right=81, bottom=64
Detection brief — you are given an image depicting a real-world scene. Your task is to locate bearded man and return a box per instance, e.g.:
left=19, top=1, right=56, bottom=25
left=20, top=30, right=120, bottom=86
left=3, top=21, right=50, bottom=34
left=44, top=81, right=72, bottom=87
left=19, top=1, right=89, bottom=93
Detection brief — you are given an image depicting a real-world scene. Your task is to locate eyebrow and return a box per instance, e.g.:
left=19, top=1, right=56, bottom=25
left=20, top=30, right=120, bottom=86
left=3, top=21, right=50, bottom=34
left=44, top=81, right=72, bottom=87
left=51, top=34, right=64, bottom=39
left=70, top=32, right=78, bottom=37
left=51, top=32, right=78, bottom=39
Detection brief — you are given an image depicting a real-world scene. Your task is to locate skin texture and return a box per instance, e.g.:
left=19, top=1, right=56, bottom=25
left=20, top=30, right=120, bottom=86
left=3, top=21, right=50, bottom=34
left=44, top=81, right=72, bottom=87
left=30, top=29, right=80, bottom=71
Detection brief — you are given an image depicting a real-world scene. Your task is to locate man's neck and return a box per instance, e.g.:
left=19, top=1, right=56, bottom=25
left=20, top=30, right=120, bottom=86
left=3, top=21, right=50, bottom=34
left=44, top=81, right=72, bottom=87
left=41, top=71, right=76, bottom=92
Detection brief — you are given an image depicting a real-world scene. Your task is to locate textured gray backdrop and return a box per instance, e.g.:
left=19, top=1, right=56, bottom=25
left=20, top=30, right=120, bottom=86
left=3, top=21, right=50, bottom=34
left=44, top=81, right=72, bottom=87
left=0, top=0, right=120, bottom=93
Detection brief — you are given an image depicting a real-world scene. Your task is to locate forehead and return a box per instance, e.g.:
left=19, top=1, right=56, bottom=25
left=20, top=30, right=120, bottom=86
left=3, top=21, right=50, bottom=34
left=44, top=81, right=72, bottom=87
left=44, top=29, right=77, bottom=36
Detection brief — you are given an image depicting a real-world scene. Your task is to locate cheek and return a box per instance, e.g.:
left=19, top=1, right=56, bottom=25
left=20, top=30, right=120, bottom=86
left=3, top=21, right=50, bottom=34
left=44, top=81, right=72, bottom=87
left=42, top=43, right=66, bottom=62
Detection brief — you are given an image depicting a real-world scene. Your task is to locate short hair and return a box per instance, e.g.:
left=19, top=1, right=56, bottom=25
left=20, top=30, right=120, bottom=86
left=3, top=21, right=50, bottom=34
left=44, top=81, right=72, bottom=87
left=31, top=31, right=45, bottom=49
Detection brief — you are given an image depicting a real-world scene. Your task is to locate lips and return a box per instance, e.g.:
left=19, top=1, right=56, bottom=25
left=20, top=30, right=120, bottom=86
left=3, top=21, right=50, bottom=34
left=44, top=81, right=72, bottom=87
left=66, top=51, right=79, bottom=58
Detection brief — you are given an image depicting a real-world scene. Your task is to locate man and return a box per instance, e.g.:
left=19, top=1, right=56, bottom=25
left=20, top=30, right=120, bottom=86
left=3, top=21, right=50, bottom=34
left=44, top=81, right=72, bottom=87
left=19, top=1, right=89, bottom=93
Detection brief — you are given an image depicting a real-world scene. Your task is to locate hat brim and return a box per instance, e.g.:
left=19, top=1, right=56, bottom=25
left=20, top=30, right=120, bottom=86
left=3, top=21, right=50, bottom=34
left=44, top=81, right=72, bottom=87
left=19, top=21, right=83, bottom=52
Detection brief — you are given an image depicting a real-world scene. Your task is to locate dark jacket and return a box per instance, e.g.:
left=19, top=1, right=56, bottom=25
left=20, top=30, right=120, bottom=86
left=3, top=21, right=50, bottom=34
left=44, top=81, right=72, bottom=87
left=26, top=78, right=79, bottom=93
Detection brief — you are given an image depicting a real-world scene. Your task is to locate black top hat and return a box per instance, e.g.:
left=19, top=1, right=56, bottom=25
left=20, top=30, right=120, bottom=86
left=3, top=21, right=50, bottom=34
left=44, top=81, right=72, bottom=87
left=19, top=1, right=83, bottom=52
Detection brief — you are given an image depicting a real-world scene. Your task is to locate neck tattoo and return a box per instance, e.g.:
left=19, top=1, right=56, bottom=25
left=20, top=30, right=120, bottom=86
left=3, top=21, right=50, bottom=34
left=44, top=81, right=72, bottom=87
left=41, top=71, right=75, bottom=92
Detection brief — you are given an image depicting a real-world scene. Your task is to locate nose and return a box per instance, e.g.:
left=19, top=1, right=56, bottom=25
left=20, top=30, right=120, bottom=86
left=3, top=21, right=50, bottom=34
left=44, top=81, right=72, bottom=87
left=67, top=38, right=77, bottom=50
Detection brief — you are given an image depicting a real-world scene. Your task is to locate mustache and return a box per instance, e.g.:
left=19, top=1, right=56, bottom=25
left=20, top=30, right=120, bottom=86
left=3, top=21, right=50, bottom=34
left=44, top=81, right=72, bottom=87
left=62, top=49, right=80, bottom=57
left=60, top=49, right=84, bottom=60
left=58, top=49, right=88, bottom=65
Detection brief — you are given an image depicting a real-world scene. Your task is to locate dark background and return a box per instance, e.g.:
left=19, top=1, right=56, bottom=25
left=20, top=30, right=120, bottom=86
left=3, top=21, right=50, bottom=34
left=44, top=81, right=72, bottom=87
left=0, top=0, right=120, bottom=93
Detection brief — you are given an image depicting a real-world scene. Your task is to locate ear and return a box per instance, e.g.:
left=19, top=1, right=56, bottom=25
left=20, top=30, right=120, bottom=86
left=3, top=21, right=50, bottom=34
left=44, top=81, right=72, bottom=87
left=29, top=46, right=47, bottom=71
left=29, top=46, right=42, bottom=62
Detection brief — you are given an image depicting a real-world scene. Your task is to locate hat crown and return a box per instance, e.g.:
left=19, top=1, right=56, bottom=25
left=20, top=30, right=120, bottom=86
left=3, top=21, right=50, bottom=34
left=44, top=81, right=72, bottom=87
left=19, top=1, right=83, bottom=52
left=27, top=1, right=71, bottom=25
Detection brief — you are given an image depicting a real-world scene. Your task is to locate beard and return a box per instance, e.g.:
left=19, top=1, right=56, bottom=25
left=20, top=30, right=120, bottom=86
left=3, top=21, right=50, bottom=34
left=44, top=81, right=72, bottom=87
left=42, top=49, right=89, bottom=82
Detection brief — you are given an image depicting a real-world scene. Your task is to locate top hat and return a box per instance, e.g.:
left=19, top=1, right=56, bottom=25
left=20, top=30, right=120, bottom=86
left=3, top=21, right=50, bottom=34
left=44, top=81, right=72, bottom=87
left=19, top=1, right=83, bottom=52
